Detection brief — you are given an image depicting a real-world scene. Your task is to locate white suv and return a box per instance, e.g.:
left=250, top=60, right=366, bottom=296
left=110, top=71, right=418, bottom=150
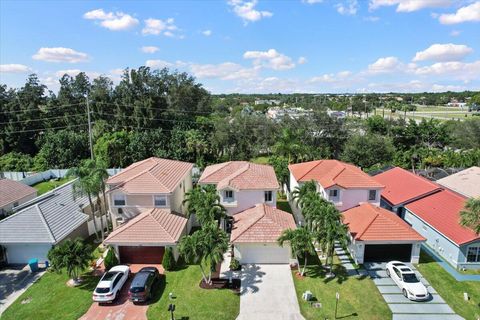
left=93, top=265, right=130, bottom=303
left=386, top=261, right=429, bottom=301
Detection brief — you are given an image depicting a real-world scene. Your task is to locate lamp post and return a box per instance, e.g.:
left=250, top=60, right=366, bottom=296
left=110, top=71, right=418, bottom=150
left=335, top=292, right=340, bottom=319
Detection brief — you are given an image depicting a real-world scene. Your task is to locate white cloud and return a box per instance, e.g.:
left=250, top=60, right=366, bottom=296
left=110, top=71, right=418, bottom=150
left=190, top=62, right=259, bottom=80
left=449, top=30, right=461, bottom=36
left=243, top=49, right=295, bottom=70
left=367, top=56, right=402, bottom=73
left=32, top=47, right=89, bottom=63
left=369, top=0, right=452, bottom=12
left=228, top=0, right=273, bottom=23
left=298, top=57, right=308, bottom=64
left=141, top=46, right=159, bottom=53
left=438, top=2, right=480, bottom=24
left=55, top=69, right=100, bottom=79
left=365, top=80, right=465, bottom=92
left=0, top=64, right=31, bottom=73
left=83, top=9, right=139, bottom=31
left=364, top=16, right=380, bottom=22
left=336, top=0, right=358, bottom=15
left=414, top=60, right=480, bottom=81
left=302, top=0, right=323, bottom=4
left=308, top=71, right=352, bottom=83
left=145, top=59, right=174, bottom=68
left=413, top=43, right=473, bottom=62
left=142, top=18, right=179, bottom=37
left=202, top=30, right=212, bottom=36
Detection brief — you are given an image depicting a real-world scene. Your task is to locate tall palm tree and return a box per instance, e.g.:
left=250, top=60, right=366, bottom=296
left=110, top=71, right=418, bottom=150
left=47, top=238, right=93, bottom=285
left=460, top=198, right=480, bottom=235
left=68, top=160, right=103, bottom=241
left=179, top=223, right=229, bottom=285
left=183, top=185, right=226, bottom=227
left=291, top=180, right=317, bottom=209
left=278, top=227, right=315, bottom=276
left=91, top=159, right=111, bottom=233
left=273, top=128, right=303, bottom=163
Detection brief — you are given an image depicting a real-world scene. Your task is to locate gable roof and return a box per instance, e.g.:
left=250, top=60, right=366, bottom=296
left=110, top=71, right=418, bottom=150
left=437, top=166, right=480, bottom=199
left=405, top=190, right=478, bottom=246
left=104, top=208, right=187, bottom=245
left=0, top=181, right=89, bottom=244
left=198, top=161, right=279, bottom=191
left=0, top=178, right=37, bottom=208
left=289, top=160, right=384, bottom=189
left=106, top=157, right=193, bottom=194
left=372, top=167, right=442, bottom=206
left=231, top=204, right=296, bottom=243
left=342, top=203, right=425, bottom=242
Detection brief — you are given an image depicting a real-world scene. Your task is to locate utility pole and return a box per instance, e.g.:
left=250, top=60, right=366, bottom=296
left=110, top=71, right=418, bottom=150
left=86, top=95, right=94, bottom=160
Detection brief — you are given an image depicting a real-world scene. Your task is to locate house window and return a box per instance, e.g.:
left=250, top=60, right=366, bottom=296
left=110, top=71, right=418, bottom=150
left=113, top=194, right=126, bottom=206
left=329, top=189, right=338, bottom=198
left=264, top=191, right=273, bottom=202
left=368, top=190, right=377, bottom=201
left=154, top=195, right=167, bottom=207
left=467, top=246, right=480, bottom=262
left=223, top=190, right=234, bottom=202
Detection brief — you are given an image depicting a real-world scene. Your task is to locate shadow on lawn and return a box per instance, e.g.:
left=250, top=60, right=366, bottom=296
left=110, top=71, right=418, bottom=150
left=301, top=253, right=348, bottom=284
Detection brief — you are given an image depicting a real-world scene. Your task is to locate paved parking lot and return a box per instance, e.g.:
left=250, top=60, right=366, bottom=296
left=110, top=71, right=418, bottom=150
left=364, top=262, right=464, bottom=320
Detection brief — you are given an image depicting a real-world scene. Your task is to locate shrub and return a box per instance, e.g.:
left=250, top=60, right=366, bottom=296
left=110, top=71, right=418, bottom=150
left=104, top=247, right=118, bottom=270
left=230, top=258, right=241, bottom=271
left=162, top=247, right=176, bottom=271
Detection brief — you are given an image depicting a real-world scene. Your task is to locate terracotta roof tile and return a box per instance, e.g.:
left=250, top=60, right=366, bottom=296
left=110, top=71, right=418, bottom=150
left=405, top=190, right=478, bottom=245
left=199, top=161, right=279, bottom=190
left=342, top=203, right=425, bottom=242
left=231, top=204, right=296, bottom=243
left=289, top=160, right=384, bottom=189
left=0, top=179, right=37, bottom=208
left=106, top=157, right=193, bottom=194
left=104, top=208, right=187, bottom=245
left=373, top=167, right=441, bottom=206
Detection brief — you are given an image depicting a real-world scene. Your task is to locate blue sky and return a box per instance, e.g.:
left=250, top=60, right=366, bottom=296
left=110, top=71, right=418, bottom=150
left=1, top=0, right=479, bottom=93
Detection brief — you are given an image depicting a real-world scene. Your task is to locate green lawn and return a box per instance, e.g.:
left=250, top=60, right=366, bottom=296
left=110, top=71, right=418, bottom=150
left=293, top=255, right=391, bottom=320
left=250, top=156, right=270, bottom=164
left=147, top=265, right=239, bottom=320
left=416, top=250, right=480, bottom=320
left=2, top=271, right=99, bottom=320
left=32, top=177, right=73, bottom=195
left=277, top=198, right=293, bottom=214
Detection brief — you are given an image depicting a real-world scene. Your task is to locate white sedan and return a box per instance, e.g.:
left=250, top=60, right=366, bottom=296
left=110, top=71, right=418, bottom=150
left=386, top=261, right=429, bottom=301
left=93, top=265, right=130, bottom=303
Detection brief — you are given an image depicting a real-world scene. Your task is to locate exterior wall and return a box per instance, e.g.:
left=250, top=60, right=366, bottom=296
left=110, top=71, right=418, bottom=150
left=170, top=170, right=193, bottom=214
left=458, top=240, right=480, bottom=270
left=404, top=208, right=465, bottom=268
left=4, top=243, right=53, bottom=264
left=58, top=222, right=89, bottom=244
left=324, top=187, right=382, bottom=212
left=220, top=189, right=277, bottom=215
left=0, top=192, right=37, bottom=216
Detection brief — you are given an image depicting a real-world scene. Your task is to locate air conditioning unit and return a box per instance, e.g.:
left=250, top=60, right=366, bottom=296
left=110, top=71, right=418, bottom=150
left=116, top=216, right=125, bottom=224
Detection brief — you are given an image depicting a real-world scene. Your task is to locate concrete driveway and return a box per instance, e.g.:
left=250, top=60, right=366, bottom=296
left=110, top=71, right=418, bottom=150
left=364, top=262, right=464, bottom=320
left=0, top=265, right=45, bottom=315
left=237, top=264, right=304, bottom=320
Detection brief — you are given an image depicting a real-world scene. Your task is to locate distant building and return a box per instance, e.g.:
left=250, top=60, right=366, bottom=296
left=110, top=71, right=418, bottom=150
left=327, top=110, right=346, bottom=119
left=0, top=179, right=37, bottom=217
left=436, top=167, right=480, bottom=199
left=266, top=107, right=312, bottom=121
left=254, top=99, right=281, bottom=106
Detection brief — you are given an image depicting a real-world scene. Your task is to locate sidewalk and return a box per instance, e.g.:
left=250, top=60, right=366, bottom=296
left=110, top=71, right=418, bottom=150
left=422, top=245, right=480, bottom=282
left=333, top=243, right=358, bottom=276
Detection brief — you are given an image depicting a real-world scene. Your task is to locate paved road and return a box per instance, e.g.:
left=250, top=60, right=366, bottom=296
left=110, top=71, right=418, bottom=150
left=237, top=264, right=304, bottom=320
left=364, top=262, right=464, bottom=320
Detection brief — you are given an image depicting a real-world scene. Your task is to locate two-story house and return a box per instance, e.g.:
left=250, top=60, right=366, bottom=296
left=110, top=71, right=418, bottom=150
left=198, top=161, right=280, bottom=215
left=104, top=157, right=193, bottom=264
left=288, top=160, right=384, bottom=213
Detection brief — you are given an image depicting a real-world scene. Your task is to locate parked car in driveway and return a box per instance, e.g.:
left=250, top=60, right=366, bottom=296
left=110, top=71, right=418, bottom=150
left=386, top=261, right=429, bottom=301
left=93, top=265, right=130, bottom=303
left=128, top=267, right=160, bottom=303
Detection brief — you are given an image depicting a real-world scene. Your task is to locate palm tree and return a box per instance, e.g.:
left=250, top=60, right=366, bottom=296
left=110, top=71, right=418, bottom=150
left=47, top=238, right=93, bottom=285
left=291, top=180, right=317, bottom=209
left=91, top=159, right=111, bottom=233
left=273, top=128, right=303, bottom=163
left=183, top=185, right=226, bottom=227
left=460, top=198, right=480, bottom=235
left=68, top=160, right=103, bottom=241
left=179, top=223, right=229, bottom=285
left=278, top=227, right=315, bottom=277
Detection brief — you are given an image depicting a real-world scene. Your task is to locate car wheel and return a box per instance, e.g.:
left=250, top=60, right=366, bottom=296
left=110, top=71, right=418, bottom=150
left=386, top=269, right=390, bottom=277
left=402, top=289, right=408, bottom=298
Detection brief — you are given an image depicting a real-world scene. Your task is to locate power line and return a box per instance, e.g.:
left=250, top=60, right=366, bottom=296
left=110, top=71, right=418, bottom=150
left=0, top=102, right=85, bottom=115
left=0, top=113, right=85, bottom=125
left=3, top=123, right=89, bottom=134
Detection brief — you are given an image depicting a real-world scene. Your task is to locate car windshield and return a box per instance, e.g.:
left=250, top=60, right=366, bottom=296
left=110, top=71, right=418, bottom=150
left=101, top=271, right=119, bottom=281
left=95, top=287, right=110, bottom=294
left=130, top=286, right=146, bottom=293
left=403, top=273, right=419, bottom=283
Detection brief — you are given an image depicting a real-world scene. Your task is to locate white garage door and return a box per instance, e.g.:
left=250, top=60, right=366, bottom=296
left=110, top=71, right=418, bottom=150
left=4, top=244, right=52, bottom=264
left=235, top=243, right=291, bottom=264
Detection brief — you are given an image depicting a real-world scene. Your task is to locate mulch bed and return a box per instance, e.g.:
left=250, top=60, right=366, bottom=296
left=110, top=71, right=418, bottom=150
left=199, top=278, right=241, bottom=292
left=294, top=272, right=305, bottom=280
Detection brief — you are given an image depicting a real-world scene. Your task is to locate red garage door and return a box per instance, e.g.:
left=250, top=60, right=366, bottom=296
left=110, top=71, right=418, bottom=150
left=119, top=246, right=165, bottom=264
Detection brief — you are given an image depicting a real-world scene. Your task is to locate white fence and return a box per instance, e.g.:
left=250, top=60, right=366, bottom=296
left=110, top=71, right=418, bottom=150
left=1, top=168, right=123, bottom=186
left=87, top=215, right=109, bottom=236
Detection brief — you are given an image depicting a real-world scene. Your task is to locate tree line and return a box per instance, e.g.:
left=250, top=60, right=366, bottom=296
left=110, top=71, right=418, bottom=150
left=1, top=68, right=479, bottom=174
